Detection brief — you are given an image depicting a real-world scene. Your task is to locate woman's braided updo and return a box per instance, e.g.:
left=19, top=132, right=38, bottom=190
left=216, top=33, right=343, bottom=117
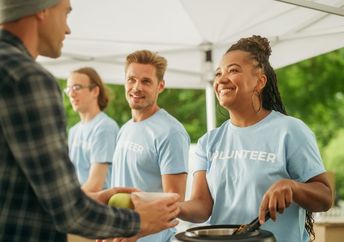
left=226, top=35, right=287, bottom=115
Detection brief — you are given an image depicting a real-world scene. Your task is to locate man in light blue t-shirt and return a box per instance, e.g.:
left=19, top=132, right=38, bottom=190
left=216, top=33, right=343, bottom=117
left=112, top=50, right=190, bottom=242
left=66, top=67, right=119, bottom=192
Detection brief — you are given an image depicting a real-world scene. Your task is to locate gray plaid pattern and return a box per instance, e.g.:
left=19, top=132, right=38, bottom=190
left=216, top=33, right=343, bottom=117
left=0, top=29, right=140, bottom=242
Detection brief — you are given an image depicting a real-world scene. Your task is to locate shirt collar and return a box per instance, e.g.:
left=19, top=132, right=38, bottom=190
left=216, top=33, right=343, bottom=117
left=0, top=28, right=33, bottom=59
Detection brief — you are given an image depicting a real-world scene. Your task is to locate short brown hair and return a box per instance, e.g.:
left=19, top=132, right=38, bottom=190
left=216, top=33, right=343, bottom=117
left=72, top=67, right=109, bottom=110
left=125, top=50, right=167, bottom=81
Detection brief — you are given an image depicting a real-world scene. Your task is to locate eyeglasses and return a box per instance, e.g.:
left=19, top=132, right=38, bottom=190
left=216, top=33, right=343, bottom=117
left=64, top=84, right=94, bottom=95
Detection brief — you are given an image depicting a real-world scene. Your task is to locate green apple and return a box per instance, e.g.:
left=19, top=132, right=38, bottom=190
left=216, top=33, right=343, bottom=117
left=108, top=193, right=134, bottom=209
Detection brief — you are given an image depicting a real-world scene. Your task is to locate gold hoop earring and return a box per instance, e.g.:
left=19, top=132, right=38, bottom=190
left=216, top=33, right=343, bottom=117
left=251, top=90, right=262, bottom=113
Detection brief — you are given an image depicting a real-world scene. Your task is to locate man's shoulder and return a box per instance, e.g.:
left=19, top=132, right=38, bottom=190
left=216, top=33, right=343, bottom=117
left=69, top=122, right=81, bottom=132
left=0, top=48, right=54, bottom=84
left=269, top=111, right=310, bottom=133
left=157, top=109, right=184, bottom=127
left=153, top=110, right=189, bottom=141
left=1, top=39, right=54, bottom=84
left=95, top=112, right=119, bottom=130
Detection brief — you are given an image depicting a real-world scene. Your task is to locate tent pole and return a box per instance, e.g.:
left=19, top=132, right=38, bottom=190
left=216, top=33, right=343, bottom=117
left=202, top=43, right=216, bottom=131
left=275, top=0, right=344, bottom=16
left=206, top=82, right=216, bottom=131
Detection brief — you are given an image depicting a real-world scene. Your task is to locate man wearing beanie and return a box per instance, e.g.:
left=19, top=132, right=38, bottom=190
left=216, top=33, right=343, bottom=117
left=0, top=1, right=180, bottom=242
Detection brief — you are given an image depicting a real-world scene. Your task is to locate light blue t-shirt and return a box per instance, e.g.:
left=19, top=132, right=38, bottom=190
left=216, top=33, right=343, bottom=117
left=194, top=111, right=325, bottom=242
left=112, top=109, right=190, bottom=242
left=69, top=112, right=119, bottom=189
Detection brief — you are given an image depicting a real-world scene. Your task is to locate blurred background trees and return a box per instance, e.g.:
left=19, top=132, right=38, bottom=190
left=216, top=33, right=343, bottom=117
left=58, top=48, right=344, bottom=200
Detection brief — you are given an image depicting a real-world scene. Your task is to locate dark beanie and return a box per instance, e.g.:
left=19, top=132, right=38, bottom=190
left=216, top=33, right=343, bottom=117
left=0, top=0, right=60, bottom=24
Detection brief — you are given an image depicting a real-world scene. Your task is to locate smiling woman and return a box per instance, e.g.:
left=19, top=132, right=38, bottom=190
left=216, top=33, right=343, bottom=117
left=178, top=35, right=332, bottom=242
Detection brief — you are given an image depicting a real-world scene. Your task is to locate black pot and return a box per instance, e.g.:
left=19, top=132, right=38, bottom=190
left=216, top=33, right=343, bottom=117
left=175, top=225, right=276, bottom=242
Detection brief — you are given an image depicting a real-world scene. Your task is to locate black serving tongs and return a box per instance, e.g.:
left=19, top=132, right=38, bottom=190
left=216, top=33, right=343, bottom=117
left=232, top=210, right=271, bottom=235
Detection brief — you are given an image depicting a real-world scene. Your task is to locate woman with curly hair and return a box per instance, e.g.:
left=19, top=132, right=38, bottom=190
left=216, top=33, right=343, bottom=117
left=179, top=35, right=332, bottom=242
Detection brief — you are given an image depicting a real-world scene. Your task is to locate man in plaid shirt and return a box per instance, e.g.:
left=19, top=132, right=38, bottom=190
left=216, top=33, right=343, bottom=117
left=0, top=0, right=180, bottom=242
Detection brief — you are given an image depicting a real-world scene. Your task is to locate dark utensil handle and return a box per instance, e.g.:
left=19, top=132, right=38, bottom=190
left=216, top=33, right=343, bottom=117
left=264, top=210, right=271, bottom=221
left=249, top=210, right=271, bottom=231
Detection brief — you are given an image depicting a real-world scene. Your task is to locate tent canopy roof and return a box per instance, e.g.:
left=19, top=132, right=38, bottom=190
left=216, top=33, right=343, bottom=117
left=39, top=0, right=344, bottom=89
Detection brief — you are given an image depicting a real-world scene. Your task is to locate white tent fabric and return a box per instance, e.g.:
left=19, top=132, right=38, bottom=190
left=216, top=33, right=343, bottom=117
left=38, top=0, right=344, bottom=129
left=39, top=0, right=344, bottom=89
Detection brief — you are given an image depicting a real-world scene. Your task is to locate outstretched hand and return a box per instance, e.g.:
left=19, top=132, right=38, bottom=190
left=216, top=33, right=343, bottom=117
left=95, top=192, right=180, bottom=242
left=133, top=192, right=180, bottom=238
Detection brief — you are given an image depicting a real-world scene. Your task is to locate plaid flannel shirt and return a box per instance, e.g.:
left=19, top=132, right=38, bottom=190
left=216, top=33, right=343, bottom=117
left=0, top=29, right=140, bottom=242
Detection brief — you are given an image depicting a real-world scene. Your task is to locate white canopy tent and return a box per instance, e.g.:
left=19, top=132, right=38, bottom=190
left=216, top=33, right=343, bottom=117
left=38, top=0, right=344, bottom=130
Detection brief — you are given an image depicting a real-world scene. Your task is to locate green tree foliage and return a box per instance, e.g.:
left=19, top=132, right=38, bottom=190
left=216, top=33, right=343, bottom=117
left=276, top=48, right=344, bottom=149
left=276, top=49, right=344, bottom=199
left=158, top=88, right=207, bottom=142
left=323, top=129, right=344, bottom=199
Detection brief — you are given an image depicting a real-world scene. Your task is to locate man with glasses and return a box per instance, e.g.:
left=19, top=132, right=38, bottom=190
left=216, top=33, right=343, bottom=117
left=65, top=67, right=119, bottom=192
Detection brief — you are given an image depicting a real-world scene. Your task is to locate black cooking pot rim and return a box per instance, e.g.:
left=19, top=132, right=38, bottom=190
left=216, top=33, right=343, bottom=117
left=175, top=224, right=276, bottom=242
left=186, top=224, right=259, bottom=238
